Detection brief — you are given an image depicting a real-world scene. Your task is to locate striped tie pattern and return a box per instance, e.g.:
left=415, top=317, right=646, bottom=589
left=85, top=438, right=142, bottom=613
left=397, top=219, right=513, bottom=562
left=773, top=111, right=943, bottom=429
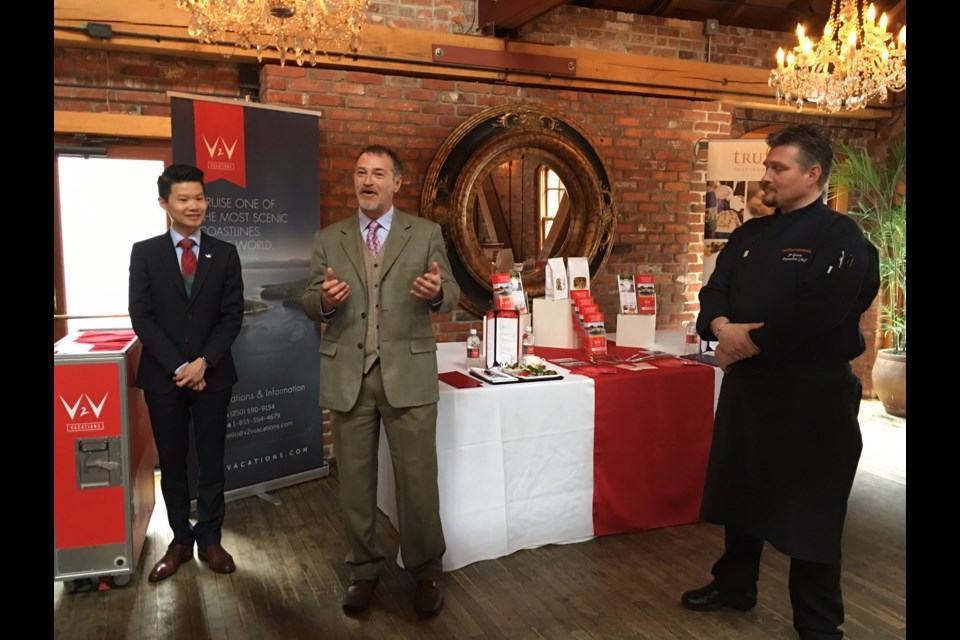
left=366, top=220, right=381, bottom=256
left=179, top=238, right=197, bottom=295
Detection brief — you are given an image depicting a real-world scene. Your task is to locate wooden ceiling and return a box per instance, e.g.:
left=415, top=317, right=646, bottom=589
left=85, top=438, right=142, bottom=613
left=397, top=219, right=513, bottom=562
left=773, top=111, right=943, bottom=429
left=55, top=0, right=905, bottom=133
left=565, top=1, right=905, bottom=36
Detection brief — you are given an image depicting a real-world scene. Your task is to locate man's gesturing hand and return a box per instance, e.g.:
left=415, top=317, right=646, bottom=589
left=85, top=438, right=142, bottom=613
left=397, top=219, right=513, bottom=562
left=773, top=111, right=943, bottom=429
left=412, top=261, right=443, bottom=303
left=321, top=267, right=351, bottom=312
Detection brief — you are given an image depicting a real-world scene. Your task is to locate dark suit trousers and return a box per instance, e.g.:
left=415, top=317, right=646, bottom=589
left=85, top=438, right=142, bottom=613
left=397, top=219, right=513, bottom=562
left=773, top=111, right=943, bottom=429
left=330, top=362, right=445, bottom=582
left=712, top=526, right=844, bottom=639
left=145, top=385, right=232, bottom=548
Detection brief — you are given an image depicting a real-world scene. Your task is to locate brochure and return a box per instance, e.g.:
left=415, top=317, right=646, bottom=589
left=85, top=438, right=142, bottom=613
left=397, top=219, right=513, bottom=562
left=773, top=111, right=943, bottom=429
left=635, top=274, right=656, bottom=315
left=618, top=275, right=638, bottom=314
left=582, top=311, right=607, bottom=356
left=492, top=273, right=515, bottom=311
left=492, top=271, right=527, bottom=313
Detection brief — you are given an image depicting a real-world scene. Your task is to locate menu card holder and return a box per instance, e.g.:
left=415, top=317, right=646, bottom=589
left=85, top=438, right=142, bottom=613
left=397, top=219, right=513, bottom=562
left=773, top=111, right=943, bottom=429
left=484, top=309, right=520, bottom=367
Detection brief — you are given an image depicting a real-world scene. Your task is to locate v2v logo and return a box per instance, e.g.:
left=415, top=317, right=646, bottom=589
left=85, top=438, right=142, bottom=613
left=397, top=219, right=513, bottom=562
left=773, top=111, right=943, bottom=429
left=59, top=394, right=108, bottom=420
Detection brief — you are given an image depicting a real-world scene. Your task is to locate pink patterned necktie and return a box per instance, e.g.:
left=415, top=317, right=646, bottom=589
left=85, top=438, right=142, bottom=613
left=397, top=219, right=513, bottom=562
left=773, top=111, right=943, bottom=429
left=366, top=220, right=381, bottom=256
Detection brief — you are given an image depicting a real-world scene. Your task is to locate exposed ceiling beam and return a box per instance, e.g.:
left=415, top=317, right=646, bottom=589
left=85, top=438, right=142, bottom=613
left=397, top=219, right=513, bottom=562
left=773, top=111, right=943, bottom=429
left=650, top=0, right=680, bottom=17
left=777, top=0, right=817, bottom=33
left=53, top=0, right=896, bottom=123
left=478, top=0, right=572, bottom=32
left=719, top=1, right=751, bottom=26
left=54, top=111, right=171, bottom=139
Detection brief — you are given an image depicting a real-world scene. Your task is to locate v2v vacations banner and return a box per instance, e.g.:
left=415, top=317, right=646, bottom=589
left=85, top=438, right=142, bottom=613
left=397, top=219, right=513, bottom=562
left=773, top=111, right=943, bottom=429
left=170, top=93, right=327, bottom=495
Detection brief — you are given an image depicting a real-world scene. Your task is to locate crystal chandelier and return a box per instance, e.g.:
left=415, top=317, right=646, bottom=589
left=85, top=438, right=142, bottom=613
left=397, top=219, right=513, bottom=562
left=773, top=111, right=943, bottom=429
left=768, top=0, right=906, bottom=112
left=178, top=1, right=370, bottom=67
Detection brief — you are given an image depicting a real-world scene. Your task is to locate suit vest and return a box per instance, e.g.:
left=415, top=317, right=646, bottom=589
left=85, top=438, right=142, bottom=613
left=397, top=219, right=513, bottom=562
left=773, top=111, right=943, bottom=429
left=362, top=233, right=386, bottom=373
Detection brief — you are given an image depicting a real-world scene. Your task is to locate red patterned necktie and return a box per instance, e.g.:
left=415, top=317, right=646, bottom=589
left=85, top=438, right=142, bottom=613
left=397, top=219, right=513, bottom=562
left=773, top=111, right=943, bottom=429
left=366, top=220, right=381, bottom=256
left=179, top=238, right=197, bottom=294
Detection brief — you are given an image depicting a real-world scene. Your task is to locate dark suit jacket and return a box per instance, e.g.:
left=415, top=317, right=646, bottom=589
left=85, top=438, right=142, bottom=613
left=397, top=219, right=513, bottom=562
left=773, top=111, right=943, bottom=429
left=301, top=210, right=460, bottom=412
left=128, top=231, right=244, bottom=393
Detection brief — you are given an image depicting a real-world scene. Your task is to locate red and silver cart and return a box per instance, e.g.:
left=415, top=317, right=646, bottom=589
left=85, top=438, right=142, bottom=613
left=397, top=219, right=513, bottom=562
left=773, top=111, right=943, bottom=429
left=54, top=329, right=155, bottom=592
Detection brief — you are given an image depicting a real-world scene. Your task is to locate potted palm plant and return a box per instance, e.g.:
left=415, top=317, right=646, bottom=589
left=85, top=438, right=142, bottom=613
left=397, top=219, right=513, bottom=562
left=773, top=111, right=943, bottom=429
left=831, top=139, right=906, bottom=417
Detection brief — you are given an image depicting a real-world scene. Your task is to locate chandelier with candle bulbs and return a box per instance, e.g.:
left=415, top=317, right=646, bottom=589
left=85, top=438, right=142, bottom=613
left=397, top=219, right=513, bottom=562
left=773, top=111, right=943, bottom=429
left=178, top=1, right=370, bottom=67
left=768, top=0, right=906, bottom=112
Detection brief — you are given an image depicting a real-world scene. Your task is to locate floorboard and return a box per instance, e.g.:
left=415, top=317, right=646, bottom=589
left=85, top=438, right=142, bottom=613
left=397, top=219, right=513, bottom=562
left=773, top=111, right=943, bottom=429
left=54, top=400, right=906, bottom=639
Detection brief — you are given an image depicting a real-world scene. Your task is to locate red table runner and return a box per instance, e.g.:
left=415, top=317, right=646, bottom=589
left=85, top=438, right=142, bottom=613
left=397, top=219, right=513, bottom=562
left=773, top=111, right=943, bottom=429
left=538, top=342, right=715, bottom=536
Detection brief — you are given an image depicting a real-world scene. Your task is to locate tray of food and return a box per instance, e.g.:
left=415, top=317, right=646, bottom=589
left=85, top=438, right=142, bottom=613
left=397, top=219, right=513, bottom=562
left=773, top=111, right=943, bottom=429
left=500, top=359, right=564, bottom=382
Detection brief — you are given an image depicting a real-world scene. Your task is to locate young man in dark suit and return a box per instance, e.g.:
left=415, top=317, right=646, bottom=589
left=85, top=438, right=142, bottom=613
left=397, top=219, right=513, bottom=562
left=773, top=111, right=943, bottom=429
left=129, top=164, right=244, bottom=582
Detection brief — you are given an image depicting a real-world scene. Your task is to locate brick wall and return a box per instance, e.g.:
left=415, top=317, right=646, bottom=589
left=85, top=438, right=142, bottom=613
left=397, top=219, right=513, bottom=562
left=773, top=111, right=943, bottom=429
left=262, top=66, right=730, bottom=338
left=367, top=0, right=475, bottom=33
left=53, top=48, right=241, bottom=116
left=517, top=6, right=786, bottom=69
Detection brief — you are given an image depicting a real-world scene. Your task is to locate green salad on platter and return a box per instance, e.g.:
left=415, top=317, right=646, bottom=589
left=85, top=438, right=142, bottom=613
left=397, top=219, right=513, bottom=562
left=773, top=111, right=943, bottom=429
left=503, top=357, right=558, bottom=377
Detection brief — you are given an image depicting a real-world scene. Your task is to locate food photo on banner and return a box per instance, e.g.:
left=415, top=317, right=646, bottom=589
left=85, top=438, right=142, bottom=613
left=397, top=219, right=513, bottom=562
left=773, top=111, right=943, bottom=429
left=704, top=138, right=771, bottom=284
left=170, top=93, right=327, bottom=495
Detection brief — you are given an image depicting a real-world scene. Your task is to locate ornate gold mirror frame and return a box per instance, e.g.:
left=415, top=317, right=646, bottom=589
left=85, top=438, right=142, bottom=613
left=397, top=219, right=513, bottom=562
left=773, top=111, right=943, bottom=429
left=421, top=102, right=618, bottom=317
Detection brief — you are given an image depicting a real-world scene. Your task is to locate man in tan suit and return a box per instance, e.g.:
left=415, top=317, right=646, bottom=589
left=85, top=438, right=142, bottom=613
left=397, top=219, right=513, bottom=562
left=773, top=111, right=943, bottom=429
left=302, top=145, right=459, bottom=617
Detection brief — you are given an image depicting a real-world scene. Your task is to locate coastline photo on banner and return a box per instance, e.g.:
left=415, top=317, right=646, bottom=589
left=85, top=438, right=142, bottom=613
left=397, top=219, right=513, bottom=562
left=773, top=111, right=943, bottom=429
left=170, top=93, right=327, bottom=497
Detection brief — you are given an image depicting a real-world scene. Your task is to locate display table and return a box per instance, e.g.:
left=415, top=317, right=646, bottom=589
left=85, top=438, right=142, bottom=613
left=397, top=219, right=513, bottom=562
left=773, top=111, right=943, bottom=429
left=377, top=343, right=596, bottom=571
left=376, top=333, right=718, bottom=570
left=538, top=338, right=715, bottom=536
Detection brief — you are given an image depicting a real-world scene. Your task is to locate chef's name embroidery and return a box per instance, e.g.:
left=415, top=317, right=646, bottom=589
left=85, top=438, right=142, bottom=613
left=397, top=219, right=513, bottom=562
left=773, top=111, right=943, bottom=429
left=782, top=247, right=811, bottom=263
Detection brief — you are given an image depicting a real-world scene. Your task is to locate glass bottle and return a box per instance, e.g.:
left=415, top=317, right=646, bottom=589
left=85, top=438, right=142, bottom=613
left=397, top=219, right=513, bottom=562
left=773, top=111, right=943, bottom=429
left=684, top=320, right=700, bottom=355
left=466, top=329, right=482, bottom=369
left=522, top=325, right=536, bottom=364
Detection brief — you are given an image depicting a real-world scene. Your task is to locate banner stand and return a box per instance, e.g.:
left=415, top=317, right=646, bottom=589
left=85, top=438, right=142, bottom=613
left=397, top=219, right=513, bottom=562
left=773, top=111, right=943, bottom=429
left=171, top=92, right=328, bottom=499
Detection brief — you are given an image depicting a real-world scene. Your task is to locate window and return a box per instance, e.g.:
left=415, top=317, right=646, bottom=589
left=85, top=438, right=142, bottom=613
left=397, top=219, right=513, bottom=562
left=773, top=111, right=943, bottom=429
left=56, top=157, right=167, bottom=335
left=538, top=165, right=566, bottom=252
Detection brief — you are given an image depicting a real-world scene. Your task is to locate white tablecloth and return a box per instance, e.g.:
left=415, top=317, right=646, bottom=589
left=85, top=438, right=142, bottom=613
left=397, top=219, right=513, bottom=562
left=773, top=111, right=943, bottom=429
left=376, top=342, right=596, bottom=571
left=376, top=332, right=723, bottom=571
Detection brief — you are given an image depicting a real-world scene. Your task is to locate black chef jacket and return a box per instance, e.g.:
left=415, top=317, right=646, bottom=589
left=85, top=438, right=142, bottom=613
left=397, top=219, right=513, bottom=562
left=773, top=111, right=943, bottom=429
left=695, top=199, right=880, bottom=563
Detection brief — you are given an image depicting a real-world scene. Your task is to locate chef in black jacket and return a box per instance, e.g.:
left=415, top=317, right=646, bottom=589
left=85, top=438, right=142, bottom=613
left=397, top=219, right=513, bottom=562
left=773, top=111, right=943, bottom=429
left=680, top=123, right=880, bottom=640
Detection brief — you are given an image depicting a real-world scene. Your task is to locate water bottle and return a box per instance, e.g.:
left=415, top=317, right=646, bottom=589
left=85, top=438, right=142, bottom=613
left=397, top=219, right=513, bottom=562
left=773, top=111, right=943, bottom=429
left=522, top=326, right=536, bottom=364
left=684, top=320, right=699, bottom=355
left=466, top=329, right=482, bottom=369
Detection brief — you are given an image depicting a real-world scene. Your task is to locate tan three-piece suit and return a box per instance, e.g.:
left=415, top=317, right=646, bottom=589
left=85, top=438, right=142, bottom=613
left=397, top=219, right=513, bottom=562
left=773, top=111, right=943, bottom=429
left=302, top=209, right=460, bottom=580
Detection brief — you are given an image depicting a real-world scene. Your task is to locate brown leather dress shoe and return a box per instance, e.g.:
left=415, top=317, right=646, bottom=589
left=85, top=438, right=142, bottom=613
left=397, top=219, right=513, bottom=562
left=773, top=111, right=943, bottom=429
left=148, top=543, right=194, bottom=583
left=198, top=544, right=236, bottom=574
left=414, top=580, right=444, bottom=616
left=342, top=578, right=379, bottom=615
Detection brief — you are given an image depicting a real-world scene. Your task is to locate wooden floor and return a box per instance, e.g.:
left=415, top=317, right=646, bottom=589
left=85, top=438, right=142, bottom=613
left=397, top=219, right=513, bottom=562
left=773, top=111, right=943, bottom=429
left=53, top=400, right=906, bottom=640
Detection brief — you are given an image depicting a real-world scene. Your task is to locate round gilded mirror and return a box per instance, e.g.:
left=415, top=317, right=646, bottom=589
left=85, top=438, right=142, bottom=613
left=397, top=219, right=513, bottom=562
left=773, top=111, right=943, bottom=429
left=421, top=102, right=617, bottom=317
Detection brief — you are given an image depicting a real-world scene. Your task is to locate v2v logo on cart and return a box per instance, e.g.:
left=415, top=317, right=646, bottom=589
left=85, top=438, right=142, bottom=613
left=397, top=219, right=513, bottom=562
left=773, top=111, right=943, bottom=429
left=59, top=393, right=109, bottom=420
